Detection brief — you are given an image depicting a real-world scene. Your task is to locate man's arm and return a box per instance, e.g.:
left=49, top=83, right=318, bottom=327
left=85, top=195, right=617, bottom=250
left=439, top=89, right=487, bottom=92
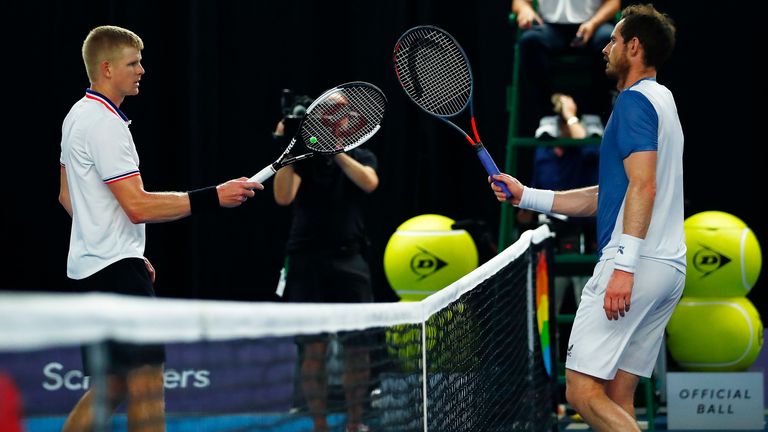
left=59, top=166, right=73, bottom=217
left=576, top=0, right=620, bottom=43
left=621, top=150, right=656, bottom=238
left=552, top=186, right=599, bottom=217
left=591, top=0, right=620, bottom=26
left=603, top=150, right=657, bottom=320
left=109, top=176, right=260, bottom=223
left=490, top=174, right=598, bottom=217
left=274, top=166, right=302, bottom=206
left=511, top=0, right=543, bottom=29
left=334, top=153, right=378, bottom=193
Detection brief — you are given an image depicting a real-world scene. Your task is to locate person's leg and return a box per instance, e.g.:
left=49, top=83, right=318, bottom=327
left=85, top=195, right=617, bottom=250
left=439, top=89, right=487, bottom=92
left=67, top=260, right=166, bottom=432
left=302, top=341, right=329, bottom=432
left=342, top=345, right=370, bottom=431
left=125, top=365, right=165, bottom=432
left=62, top=376, right=126, bottom=432
left=606, top=369, right=640, bottom=418
left=565, top=369, right=640, bottom=432
left=329, top=254, right=374, bottom=431
left=563, top=260, right=640, bottom=431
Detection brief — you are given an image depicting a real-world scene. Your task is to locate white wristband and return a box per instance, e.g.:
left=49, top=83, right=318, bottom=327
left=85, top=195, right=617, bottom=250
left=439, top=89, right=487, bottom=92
left=614, top=234, right=643, bottom=273
left=518, top=186, right=554, bottom=213
left=567, top=116, right=579, bottom=126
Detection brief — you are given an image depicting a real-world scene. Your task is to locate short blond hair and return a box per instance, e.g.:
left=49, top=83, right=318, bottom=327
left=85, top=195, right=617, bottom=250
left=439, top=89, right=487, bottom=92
left=82, top=25, right=144, bottom=83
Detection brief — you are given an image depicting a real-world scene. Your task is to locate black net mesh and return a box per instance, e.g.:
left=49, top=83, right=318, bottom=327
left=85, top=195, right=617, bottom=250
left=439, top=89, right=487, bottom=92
left=0, top=234, right=556, bottom=432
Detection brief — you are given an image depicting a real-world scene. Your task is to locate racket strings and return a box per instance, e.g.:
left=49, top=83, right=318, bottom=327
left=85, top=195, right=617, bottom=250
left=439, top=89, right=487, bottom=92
left=302, top=86, right=386, bottom=154
left=394, top=28, right=471, bottom=116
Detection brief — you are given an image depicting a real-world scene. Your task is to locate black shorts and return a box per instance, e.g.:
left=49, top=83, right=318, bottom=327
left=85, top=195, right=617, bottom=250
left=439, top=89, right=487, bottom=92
left=283, top=253, right=373, bottom=303
left=75, top=258, right=166, bottom=375
left=284, top=253, right=374, bottom=347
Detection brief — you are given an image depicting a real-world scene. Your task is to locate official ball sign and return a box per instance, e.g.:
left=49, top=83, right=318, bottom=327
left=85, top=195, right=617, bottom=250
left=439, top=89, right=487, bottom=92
left=667, top=372, right=764, bottom=430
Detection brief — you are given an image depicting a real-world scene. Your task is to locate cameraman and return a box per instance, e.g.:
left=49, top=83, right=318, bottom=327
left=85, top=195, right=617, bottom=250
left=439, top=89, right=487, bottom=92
left=272, top=92, right=378, bottom=432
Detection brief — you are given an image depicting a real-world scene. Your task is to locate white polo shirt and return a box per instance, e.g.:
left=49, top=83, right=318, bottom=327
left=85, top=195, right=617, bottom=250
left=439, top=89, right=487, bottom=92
left=538, top=0, right=603, bottom=24
left=60, top=89, right=145, bottom=279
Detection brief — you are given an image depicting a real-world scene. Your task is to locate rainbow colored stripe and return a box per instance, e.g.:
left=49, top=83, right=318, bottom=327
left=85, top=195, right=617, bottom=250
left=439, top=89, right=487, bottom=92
left=536, top=250, right=552, bottom=376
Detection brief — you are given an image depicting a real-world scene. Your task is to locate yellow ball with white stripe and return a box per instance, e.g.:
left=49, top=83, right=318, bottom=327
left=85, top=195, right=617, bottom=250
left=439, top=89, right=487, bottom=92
left=684, top=211, right=762, bottom=297
left=384, top=214, right=478, bottom=301
left=667, top=297, right=763, bottom=371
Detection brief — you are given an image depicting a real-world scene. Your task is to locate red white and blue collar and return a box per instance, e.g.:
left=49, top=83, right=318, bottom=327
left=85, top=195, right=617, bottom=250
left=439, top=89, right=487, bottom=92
left=85, top=89, right=131, bottom=125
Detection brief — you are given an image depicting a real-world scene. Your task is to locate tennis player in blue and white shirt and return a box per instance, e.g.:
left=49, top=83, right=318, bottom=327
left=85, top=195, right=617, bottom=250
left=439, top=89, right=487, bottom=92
left=491, top=4, right=683, bottom=431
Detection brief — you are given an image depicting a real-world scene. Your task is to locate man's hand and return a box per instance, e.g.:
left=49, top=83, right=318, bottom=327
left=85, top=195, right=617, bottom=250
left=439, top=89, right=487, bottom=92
left=217, top=178, right=263, bottom=207
left=490, top=174, right=524, bottom=204
left=604, top=269, right=633, bottom=320
left=575, top=20, right=597, bottom=45
left=515, top=2, right=543, bottom=29
left=143, top=257, right=156, bottom=283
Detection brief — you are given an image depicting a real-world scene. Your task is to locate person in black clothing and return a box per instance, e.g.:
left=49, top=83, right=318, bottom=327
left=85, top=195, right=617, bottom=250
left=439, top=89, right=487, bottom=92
left=272, top=114, right=378, bottom=432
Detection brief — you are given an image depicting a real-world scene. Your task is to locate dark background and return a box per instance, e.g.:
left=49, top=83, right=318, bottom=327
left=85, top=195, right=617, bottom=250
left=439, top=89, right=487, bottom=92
left=4, top=2, right=763, bottom=315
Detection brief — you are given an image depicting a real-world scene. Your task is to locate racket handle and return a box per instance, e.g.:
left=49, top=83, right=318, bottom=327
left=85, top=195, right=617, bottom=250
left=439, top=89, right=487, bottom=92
left=248, top=165, right=276, bottom=184
left=474, top=143, right=511, bottom=199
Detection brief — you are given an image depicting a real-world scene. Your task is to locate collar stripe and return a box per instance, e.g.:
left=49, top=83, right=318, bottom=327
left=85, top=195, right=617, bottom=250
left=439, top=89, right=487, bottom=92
left=85, top=89, right=130, bottom=124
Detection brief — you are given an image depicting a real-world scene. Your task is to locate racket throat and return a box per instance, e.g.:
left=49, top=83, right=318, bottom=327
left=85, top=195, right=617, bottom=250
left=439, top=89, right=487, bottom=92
left=470, top=117, right=482, bottom=143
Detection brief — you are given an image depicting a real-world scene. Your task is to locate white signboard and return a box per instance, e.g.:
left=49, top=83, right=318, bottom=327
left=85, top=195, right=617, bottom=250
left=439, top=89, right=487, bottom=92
left=667, top=372, right=764, bottom=430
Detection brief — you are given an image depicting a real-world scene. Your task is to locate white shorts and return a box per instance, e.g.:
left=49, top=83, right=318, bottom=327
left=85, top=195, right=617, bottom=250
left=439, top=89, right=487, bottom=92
left=565, top=258, right=685, bottom=380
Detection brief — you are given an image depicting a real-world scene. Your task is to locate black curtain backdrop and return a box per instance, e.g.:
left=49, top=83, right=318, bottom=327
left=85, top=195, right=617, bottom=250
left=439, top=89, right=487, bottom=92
left=5, top=2, right=763, bottom=314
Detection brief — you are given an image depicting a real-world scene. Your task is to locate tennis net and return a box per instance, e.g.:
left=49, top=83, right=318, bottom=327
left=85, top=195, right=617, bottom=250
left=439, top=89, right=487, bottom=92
left=0, top=225, right=556, bottom=431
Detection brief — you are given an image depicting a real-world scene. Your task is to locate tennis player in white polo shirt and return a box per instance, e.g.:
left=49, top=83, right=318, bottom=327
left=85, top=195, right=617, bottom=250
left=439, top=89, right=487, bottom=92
left=491, top=4, right=684, bottom=430
left=58, top=25, right=262, bottom=431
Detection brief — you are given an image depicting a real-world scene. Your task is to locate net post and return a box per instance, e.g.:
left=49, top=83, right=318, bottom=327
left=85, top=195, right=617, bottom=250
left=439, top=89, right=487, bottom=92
left=526, top=246, right=537, bottom=428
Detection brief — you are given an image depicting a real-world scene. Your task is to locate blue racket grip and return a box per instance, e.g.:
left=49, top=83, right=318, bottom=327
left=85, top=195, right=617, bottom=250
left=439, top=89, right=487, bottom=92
left=475, top=143, right=512, bottom=199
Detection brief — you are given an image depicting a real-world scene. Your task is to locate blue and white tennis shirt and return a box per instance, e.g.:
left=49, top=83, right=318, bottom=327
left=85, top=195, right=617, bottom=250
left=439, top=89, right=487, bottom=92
left=60, top=89, right=145, bottom=279
left=597, top=78, right=686, bottom=273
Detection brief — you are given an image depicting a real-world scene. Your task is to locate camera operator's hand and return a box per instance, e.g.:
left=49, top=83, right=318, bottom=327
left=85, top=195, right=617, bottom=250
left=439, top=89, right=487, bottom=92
left=273, top=120, right=286, bottom=138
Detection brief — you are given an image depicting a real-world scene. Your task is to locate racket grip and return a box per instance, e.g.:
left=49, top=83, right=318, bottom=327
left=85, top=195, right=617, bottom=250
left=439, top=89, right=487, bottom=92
left=248, top=165, right=276, bottom=184
left=474, top=144, right=512, bottom=199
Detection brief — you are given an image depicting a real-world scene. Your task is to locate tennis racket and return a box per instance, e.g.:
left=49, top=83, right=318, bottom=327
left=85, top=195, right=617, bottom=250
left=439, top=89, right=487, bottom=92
left=393, top=25, right=511, bottom=198
left=249, top=82, right=387, bottom=183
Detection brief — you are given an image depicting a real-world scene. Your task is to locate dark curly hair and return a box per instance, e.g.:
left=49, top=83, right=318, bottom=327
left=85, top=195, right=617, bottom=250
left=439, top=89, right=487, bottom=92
left=620, top=4, right=676, bottom=69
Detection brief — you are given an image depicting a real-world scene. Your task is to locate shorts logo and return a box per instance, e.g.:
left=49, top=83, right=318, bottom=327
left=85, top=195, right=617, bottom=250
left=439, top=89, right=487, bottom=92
left=618, top=245, right=625, bottom=255
left=410, top=246, right=448, bottom=280
left=567, top=344, right=574, bottom=358
left=692, top=244, right=731, bottom=277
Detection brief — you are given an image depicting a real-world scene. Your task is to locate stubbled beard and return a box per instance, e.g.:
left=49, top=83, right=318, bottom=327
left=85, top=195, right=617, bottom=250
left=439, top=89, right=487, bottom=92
left=606, top=52, right=630, bottom=83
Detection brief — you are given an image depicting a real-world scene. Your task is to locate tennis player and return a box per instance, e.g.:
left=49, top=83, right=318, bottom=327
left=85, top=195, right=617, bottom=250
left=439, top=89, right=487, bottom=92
left=59, top=25, right=261, bottom=431
left=491, top=4, right=683, bottom=430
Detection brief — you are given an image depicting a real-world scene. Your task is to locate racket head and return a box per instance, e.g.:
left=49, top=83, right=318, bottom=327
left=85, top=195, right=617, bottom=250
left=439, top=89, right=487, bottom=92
left=300, top=82, right=387, bottom=154
left=393, top=25, right=474, bottom=118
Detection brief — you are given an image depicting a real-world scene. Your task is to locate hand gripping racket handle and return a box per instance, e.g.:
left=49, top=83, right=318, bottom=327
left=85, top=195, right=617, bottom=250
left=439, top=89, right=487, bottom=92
left=474, top=143, right=512, bottom=199
left=248, top=165, right=276, bottom=184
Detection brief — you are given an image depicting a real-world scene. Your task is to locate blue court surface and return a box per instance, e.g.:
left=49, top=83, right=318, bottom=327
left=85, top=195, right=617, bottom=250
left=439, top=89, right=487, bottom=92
left=560, top=407, right=768, bottom=431
left=26, top=413, right=349, bottom=432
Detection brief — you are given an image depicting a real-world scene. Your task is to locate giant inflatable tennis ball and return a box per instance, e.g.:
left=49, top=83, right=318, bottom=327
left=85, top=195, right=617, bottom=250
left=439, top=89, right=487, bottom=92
left=684, top=211, right=762, bottom=297
left=384, top=214, right=478, bottom=301
left=386, top=301, right=473, bottom=372
left=667, top=297, right=763, bottom=371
